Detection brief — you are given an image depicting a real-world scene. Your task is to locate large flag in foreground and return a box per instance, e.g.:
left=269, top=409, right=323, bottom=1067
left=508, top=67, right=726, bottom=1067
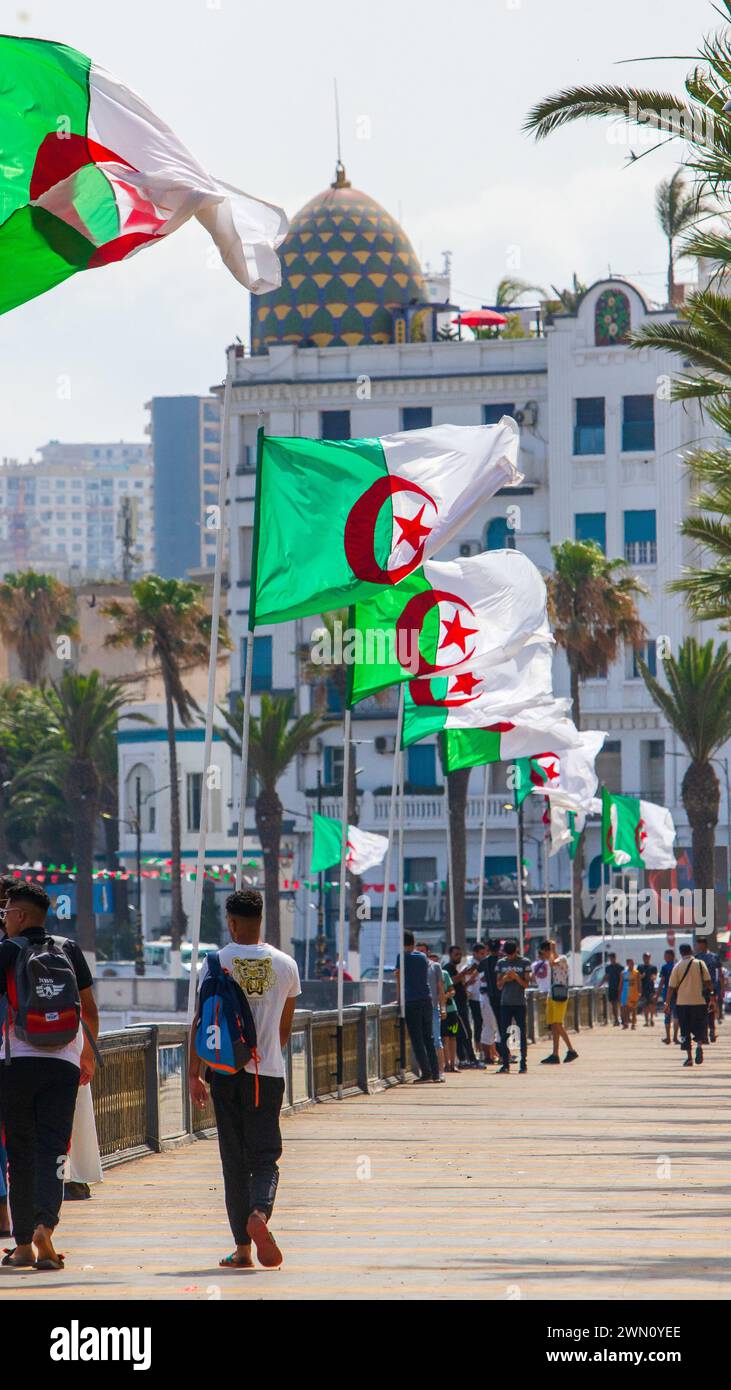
left=442, top=705, right=581, bottom=772
left=310, top=813, right=388, bottom=876
left=401, top=643, right=559, bottom=748
left=0, top=35, right=287, bottom=315
left=601, top=788, right=676, bottom=870
left=251, top=420, right=520, bottom=625
left=349, top=549, right=550, bottom=704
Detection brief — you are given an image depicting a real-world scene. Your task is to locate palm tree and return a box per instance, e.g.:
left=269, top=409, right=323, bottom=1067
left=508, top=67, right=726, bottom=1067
left=0, top=571, right=78, bottom=683
left=218, top=693, right=326, bottom=949
left=548, top=540, right=647, bottom=930
left=548, top=273, right=587, bottom=315
left=639, top=639, right=731, bottom=944
left=103, top=576, right=230, bottom=950
left=41, top=672, right=141, bottom=959
left=656, top=170, right=708, bottom=306
left=446, top=763, right=470, bottom=951
left=495, top=276, right=546, bottom=307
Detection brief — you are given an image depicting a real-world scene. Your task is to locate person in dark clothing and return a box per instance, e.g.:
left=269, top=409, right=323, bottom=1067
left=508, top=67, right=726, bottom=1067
left=395, top=933, right=440, bottom=1084
left=601, top=952, right=623, bottom=1026
left=0, top=882, right=98, bottom=1270
left=495, top=939, right=531, bottom=1074
left=444, top=945, right=479, bottom=1066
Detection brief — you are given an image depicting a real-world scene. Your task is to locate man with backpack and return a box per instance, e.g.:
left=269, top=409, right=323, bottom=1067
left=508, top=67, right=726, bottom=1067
left=0, top=881, right=98, bottom=1270
left=189, top=889, right=300, bottom=1270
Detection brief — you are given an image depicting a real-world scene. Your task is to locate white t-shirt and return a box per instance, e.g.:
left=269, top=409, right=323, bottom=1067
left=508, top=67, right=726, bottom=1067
left=532, top=958, right=551, bottom=995
left=465, top=956, right=482, bottom=1001
left=0, top=1017, right=83, bottom=1068
left=199, top=941, right=301, bottom=1078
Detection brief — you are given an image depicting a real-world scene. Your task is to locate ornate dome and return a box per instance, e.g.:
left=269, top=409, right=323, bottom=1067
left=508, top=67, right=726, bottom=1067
left=250, top=163, right=427, bottom=354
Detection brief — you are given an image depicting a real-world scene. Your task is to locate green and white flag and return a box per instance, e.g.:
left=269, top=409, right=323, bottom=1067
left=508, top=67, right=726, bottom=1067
left=550, top=807, right=585, bottom=858
left=348, top=549, right=550, bottom=705
left=252, top=420, right=520, bottom=626
left=310, top=813, right=388, bottom=876
left=513, top=754, right=561, bottom=808
left=0, top=35, right=287, bottom=316
left=442, top=704, right=581, bottom=772
left=601, top=788, right=676, bottom=870
left=401, top=643, right=560, bottom=748
left=531, top=731, right=606, bottom=812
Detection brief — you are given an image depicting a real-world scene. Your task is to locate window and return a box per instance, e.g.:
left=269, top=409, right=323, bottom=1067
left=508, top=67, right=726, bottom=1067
left=404, top=856, right=437, bottom=888
left=641, top=739, right=665, bottom=803
left=325, top=678, right=343, bottom=715
left=485, top=516, right=515, bottom=551
left=242, top=635, right=272, bottom=692
left=320, top=410, right=351, bottom=440
left=596, top=740, right=622, bottom=794
left=574, top=512, right=606, bottom=551
left=489, top=763, right=510, bottom=794
left=401, top=406, right=432, bottom=431
left=125, top=763, right=156, bottom=831
left=484, top=855, right=517, bottom=885
left=626, top=640, right=657, bottom=679
left=187, top=773, right=202, bottom=832
left=324, top=745, right=344, bottom=787
left=407, top=743, right=436, bottom=788
left=622, top=395, right=654, bottom=452
left=573, top=397, right=605, bottom=455
left=483, top=403, right=515, bottom=425
left=624, top=510, right=656, bottom=565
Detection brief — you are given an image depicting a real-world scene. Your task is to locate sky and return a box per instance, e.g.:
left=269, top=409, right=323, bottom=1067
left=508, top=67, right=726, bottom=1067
left=0, top=0, right=713, bottom=459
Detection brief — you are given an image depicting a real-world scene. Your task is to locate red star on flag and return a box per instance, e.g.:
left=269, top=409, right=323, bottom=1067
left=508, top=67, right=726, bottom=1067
left=394, top=503, right=432, bottom=553
left=440, top=609, right=478, bottom=654
left=449, top=670, right=482, bottom=697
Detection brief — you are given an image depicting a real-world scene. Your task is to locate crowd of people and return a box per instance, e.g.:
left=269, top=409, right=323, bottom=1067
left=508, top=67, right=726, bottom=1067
left=396, top=931, right=578, bottom=1080
left=600, top=939, right=726, bottom=1067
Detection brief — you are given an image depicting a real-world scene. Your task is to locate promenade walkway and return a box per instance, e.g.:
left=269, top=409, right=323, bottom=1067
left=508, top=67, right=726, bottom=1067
left=3, top=1024, right=729, bottom=1301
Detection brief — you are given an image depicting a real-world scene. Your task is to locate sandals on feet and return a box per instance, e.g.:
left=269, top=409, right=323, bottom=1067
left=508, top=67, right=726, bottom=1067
left=246, top=1213, right=283, bottom=1268
left=1, top=1247, right=35, bottom=1268
left=34, top=1253, right=64, bottom=1271
left=219, top=1251, right=254, bottom=1269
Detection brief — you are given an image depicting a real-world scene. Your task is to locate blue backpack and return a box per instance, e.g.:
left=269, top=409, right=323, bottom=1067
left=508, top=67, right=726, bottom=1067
left=195, top=952, right=258, bottom=1082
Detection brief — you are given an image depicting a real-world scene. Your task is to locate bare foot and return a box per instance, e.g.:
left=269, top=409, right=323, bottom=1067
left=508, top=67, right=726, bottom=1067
left=32, top=1224, right=63, bottom=1269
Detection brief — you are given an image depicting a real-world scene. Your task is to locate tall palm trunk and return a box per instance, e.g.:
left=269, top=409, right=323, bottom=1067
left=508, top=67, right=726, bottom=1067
left=447, top=768, right=469, bottom=949
left=67, top=758, right=98, bottom=959
left=346, top=734, right=362, bottom=954
left=163, top=677, right=186, bottom=949
left=0, top=762, right=9, bottom=872
left=256, top=787, right=282, bottom=948
left=569, top=659, right=585, bottom=951
left=682, top=761, right=719, bottom=948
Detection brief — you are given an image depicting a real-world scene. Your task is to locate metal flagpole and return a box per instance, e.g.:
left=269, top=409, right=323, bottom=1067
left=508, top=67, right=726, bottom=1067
left=186, top=371, right=232, bottom=1024
left=377, top=685, right=404, bottom=1003
left=304, top=813, right=314, bottom=981
left=543, top=808, right=551, bottom=937
left=569, top=864, right=579, bottom=985
left=476, top=763, right=489, bottom=944
left=516, top=803, right=525, bottom=955
left=600, top=860, right=608, bottom=964
left=336, top=706, right=352, bottom=1099
left=235, top=630, right=254, bottom=889
left=397, top=742, right=407, bottom=1076
left=445, top=774, right=456, bottom=943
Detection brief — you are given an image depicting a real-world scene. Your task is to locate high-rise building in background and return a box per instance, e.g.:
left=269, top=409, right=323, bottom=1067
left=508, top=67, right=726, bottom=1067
left=147, top=395, right=221, bottom=578
left=0, top=441, right=153, bottom=581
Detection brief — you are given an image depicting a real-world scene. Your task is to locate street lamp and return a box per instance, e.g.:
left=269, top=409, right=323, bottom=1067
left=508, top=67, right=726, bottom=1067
left=102, top=779, right=170, bottom=976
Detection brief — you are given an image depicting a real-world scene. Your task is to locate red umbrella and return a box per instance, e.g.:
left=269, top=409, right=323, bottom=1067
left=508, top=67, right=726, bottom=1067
left=452, top=308, right=508, bottom=328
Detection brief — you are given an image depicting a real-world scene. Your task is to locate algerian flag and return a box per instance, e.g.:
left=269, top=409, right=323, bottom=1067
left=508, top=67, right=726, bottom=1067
left=513, top=754, right=561, bottom=808
left=348, top=549, right=550, bottom=705
left=550, top=807, right=585, bottom=858
left=401, top=643, right=559, bottom=748
left=442, top=704, right=581, bottom=772
left=252, top=420, right=520, bottom=626
left=601, top=788, right=676, bottom=870
left=0, top=35, right=287, bottom=316
left=310, top=813, right=388, bottom=875
left=530, top=731, right=606, bottom=812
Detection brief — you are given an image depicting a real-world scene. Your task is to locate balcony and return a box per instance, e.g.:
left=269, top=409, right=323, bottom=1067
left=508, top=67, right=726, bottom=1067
left=319, top=791, right=514, bottom=830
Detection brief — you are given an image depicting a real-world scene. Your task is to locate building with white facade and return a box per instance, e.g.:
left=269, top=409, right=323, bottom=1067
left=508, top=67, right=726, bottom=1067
left=0, top=440, right=153, bottom=581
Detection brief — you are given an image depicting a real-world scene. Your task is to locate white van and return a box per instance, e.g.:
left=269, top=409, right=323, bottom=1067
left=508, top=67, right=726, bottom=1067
left=581, top=931, right=694, bottom=982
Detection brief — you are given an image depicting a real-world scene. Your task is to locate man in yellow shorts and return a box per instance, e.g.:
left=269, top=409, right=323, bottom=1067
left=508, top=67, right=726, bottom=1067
left=538, top=939, right=578, bottom=1066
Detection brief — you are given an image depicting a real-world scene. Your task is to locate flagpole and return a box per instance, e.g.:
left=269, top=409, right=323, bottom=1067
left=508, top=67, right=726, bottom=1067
left=476, top=763, right=489, bottom=945
left=304, top=813, right=314, bottom=981
left=569, top=858, right=579, bottom=985
left=336, top=705, right=352, bottom=1099
left=397, top=743, right=407, bottom=1076
left=186, top=371, right=232, bottom=1024
left=600, top=860, right=608, bottom=965
left=516, top=802, right=525, bottom=955
left=377, top=685, right=404, bottom=1004
left=235, top=630, right=254, bottom=889
left=445, top=774, right=456, bottom=943
left=543, top=808, right=551, bottom=938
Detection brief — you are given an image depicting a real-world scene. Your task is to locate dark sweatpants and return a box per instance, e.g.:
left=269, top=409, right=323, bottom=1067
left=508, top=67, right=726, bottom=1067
left=209, top=1070, right=285, bottom=1244
left=0, top=1056, right=79, bottom=1245
left=677, top=1004, right=707, bottom=1051
left=499, top=1002, right=527, bottom=1066
left=404, top=998, right=440, bottom=1080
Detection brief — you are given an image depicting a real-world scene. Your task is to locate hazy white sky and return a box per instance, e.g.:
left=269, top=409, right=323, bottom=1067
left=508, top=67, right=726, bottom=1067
left=0, top=0, right=713, bottom=457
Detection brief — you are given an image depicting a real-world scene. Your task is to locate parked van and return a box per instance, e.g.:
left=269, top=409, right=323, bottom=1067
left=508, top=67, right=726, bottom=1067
left=581, top=931, right=693, bottom=980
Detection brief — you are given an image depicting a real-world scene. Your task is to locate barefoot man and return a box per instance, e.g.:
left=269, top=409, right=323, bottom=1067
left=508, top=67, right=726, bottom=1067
left=188, top=889, right=300, bottom=1270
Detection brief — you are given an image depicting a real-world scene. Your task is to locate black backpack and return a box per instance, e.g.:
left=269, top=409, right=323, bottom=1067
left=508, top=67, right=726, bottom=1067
left=5, top=934, right=82, bottom=1059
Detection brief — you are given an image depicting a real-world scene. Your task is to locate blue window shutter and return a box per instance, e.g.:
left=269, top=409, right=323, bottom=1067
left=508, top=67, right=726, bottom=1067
left=402, top=406, right=433, bottom=431
left=624, top=510, right=656, bottom=543
left=243, top=635, right=272, bottom=692
left=483, top=403, right=515, bottom=425
left=575, top=513, right=606, bottom=551
left=407, top=743, right=436, bottom=786
left=486, top=516, right=514, bottom=550
left=576, top=397, right=605, bottom=427
left=622, top=395, right=655, bottom=450
left=320, top=410, right=351, bottom=440
left=484, top=854, right=517, bottom=879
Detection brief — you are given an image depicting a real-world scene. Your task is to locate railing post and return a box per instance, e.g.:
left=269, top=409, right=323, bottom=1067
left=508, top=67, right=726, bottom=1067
left=144, top=1025, right=161, bottom=1152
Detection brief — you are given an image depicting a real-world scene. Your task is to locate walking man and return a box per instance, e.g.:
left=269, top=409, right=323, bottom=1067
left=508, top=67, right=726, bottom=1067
left=695, top=938, right=721, bottom=1043
left=466, top=942, right=487, bottom=1053
left=620, top=958, right=640, bottom=1030
left=538, top=939, right=578, bottom=1065
left=665, top=942, right=712, bottom=1068
left=601, top=951, right=623, bottom=1026
left=395, top=932, right=440, bottom=1084
left=189, top=890, right=300, bottom=1269
left=658, top=949, right=679, bottom=1045
left=444, top=945, right=479, bottom=1066
left=0, top=882, right=98, bottom=1270
left=637, top=952, right=658, bottom=1027
left=495, top=938, right=531, bottom=1074
left=417, top=941, right=447, bottom=1081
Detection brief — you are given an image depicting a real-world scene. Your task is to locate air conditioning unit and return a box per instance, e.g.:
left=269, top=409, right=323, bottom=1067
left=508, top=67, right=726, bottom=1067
left=375, top=735, right=396, bottom=754
left=459, top=540, right=481, bottom=557
left=514, top=399, right=538, bottom=428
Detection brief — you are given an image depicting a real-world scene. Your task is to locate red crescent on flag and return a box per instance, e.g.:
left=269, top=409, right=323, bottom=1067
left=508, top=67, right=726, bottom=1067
left=344, top=476, right=437, bottom=584
left=395, top=588, right=478, bottom=677
left=635, top=819, right=647, bottom=854
left=410, top=672, right=482, bottom=708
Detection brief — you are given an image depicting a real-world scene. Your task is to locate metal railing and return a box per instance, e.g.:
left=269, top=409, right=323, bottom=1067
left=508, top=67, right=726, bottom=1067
left=91, top=989, right=607, bottom=1166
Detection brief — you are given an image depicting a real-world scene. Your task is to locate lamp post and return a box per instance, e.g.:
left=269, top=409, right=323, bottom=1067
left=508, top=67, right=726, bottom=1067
left=102, top=780, right=170, bottom=977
